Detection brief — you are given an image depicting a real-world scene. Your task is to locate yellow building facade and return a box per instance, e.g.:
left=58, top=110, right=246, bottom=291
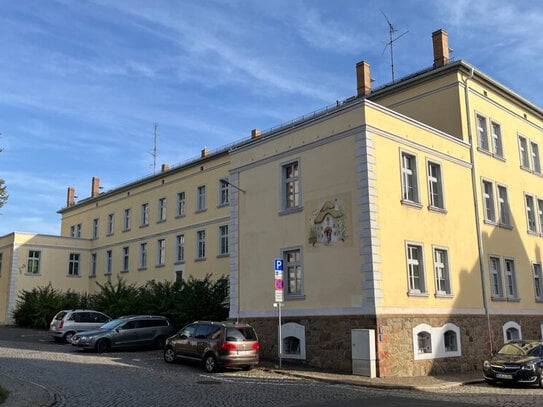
left=1, top=29, right=542, bottom=377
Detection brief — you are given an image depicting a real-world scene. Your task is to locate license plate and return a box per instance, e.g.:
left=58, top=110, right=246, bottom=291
left=496, top=373, right=512, bottom=379
left=236, top=350, right=251, bottom=356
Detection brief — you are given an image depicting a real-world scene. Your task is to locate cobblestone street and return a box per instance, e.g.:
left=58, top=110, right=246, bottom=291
left=1, top=328, right=543, bottom=406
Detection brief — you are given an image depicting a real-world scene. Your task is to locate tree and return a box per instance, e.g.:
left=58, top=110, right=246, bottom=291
left=0, top=146, right=7, bottom=209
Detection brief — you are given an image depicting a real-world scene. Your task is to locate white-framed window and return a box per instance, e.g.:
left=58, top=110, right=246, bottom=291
left=122, top=247, right=129, bottom=272
left=218, top=225, right=229, bottom=256
left=123, top=208, right=131, bottom=231
left=497, top=185, right=511, bottom=227
left=92, top=218, right=99, bottom=239
left=282, top=160, right=301, bottom=210
left=70, top=224, right=82, bottom=238
left=157, top=197, right=166, bottom=222
left=503, top=321, right=522, bottom=342
left=406, top=243, right=426, bottom=294
left=427, top=161, right=444, bottom=209
left=177, top=192, right=186, bottom=217
left=433, top=247, right=451, bottom=295
left=476, top=114, right=489, bottom=151
left=105, top=250, right=112, bottom=275
left=141, top=203, right=149, bottom=226
left=504, top=258, right=518, bottom=300
left=491, top=121, right=503, bottom=157
left=482, top=180, right=496, bottom=223
left=533, top=263, right=543, bottom=301
left=90, top=253, right=97, bottom=277
left=531, top=141, right=541, bottom=174
left=219, top=179, right=229, bottom=206
left=538, top=199, right=543, bottom=234
left=283, top=247, right=303, bottom=299
left=139, top=243, right=148, bottom=269
left=107, top=213, right=114, bottom=235
left=401, top=152, right=419, bottom=203
left=68, top=253, right=80, bottom=276
left=413, top=323, right=461, bottom=360
left=519, top=135, right=530, bottom=169
left=175, top=234, right=185, bottom=263
left=157, top=239, right=166, bottom=266
left=196, top=230, right=206, bottom=259
left=27, top=250, right=41, bottom=274
left=525, top=194, right=537, bottom=233
left=197, top=185, right=206, bottom=212
left=489, top=256, right=503, bottom=298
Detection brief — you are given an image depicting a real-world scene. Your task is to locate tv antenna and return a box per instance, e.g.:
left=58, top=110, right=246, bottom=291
left=150, top=123, right=158, bottom=174
left=380, top=11, right=408, bottom=83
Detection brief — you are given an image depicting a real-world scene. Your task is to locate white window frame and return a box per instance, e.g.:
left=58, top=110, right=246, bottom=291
left=123, top=208, right=131, bottom=231
left=504, top=258, right=518, bottom=300
left=196, top=230, right=206, bottom=259
left=519, top=135, right=530, bottom=169
left=401, top=151, right=419, bottom=204
left=503, top=321, right=522, bottom=343
left=218, top=225, right=229, bottom=256
left=497, top=184, right=511, bottom=227
left=105, top=250, right=112, bottom=275
left=533, top=263, right=543, bottom=301
left=219, top=179, right=229, bottom=206
left=476, top=114, right=489, bottom=151
left=538, top=198, right=543, bottom=235
left=177, top=192, right=186, bottom=217
left=157, top=239, right=166, bottom=266
left=525, top=193, right=537, bottom=233
left=27, top=250, right=41, bottom=274
left=139, top=243, right=148, bottom=269
left=413, top=323, right=461, bottom=360
left=141, top=203, right=149, bottom=226
left=433, top=246, right=451, bottom=296
left=489, top=256, right=504, bottom=298
left=282, top=246, right=304, bottom=299
left=197, top=185, right=206, bottom=212
left=531, top=141, right=541, bottom=174
left=90, top=253, right=97, bottom=277
left=406, top=242, right=426, bottom=295
left=282, top=160, right=301, bottom=211
left=107, top=214, right=114, bottom=235
left=157, top=197, right=166, bottom=222
left=175, top=234, right=185, bottom=263
left=482, top=179, right=496, bottom=223
left=122, top=246, right=129, bottom=272
left=491, top=120, right=504, bottom=157
left=92, top=218, right=99, bottom=239
left=68, top=253, right=80, bottom=276
left=427, top=160, right=444, bottom=210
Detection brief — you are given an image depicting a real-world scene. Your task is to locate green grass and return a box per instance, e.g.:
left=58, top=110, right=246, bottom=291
left=0, top=385, right=8, bottom=404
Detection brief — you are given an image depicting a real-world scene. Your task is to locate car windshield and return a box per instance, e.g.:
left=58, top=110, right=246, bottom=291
left=99, top=319, right=125, bottom=330
left=497, top=342, right=541, bottom=356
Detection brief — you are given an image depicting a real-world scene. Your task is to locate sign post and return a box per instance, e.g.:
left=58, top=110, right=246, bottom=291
left=274, top=258, right=284, bottom=368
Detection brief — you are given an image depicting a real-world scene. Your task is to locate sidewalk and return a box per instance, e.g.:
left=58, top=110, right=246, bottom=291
left=0, top=374, right=58, bottom=407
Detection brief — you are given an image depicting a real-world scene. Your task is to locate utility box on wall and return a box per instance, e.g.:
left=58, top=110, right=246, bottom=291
left=351, top=329, right=376, bottom=377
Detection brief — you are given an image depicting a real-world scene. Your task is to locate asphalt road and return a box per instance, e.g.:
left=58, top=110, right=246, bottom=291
left=0, top=327, right=540, bottom=407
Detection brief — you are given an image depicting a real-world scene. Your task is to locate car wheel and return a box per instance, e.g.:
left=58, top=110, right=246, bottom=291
left=96, top=339, right=111, bottom=353
left=164, top=347, right=176, bottom=363
left=154, top=336, right=166, bottom=349
left=63, top=331, right=75, bottom=344
left=203, top=354, right=217, bottom=373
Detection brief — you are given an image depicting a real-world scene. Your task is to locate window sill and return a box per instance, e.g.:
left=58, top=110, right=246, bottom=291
left=428, top=206, right=447, bottom=214
left=122, top=228, right=131, bottom=233
left=174, top=261, right=185, bottom=265
left=156, top=220, right=166, bottom=224
left=216, top=253, right=229, bottom=258
left=401, top=200, right=423, bottom=209
left=195, top=257, right=206, bottom=262
left=138, top=267, right=147, bottom=271
left=120, top=270, right=129, bottom=273
left=217, top=203, right=230, bottom=208
left=285, top=295, right=305, bottom=301
left=435, top=293, right=453, bottom=299
left=490, top=296, right=506, bottom=301
left=175, top=214, right=186, bottom=219
left=140, top=224, right=149, bottom=229
left=66, top=274, right=81, bottom=278
left=279, top=207, right=303, bottom=216
left=408, top=291, right=429, bottom=297
left=195, top=209, right=207, bottom=214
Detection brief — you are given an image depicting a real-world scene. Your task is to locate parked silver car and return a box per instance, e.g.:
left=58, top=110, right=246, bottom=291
left=71, top=315, right=175, bottom=353
left=49, top=309, right=111, bottom=343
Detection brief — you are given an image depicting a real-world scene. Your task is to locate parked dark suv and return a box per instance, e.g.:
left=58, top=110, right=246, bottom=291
left=163, top=321, right=260, bottom=372
left=483, top=340, right=543, bottom=387
left=71, top=315, right=174, bottom=353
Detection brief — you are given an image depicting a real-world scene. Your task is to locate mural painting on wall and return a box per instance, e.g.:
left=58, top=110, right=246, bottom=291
left=307, top=193, right=351, bottom=248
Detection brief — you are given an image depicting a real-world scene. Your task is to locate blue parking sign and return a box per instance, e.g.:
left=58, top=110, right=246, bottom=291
left=274, top=258, right=283, bottom=271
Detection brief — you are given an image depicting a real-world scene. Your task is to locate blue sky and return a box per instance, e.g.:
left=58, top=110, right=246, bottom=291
left=1, top=0, right=543, bottom=236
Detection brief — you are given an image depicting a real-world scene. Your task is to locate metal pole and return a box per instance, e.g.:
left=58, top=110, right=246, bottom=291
left=278, top=303, right=282, bottom=369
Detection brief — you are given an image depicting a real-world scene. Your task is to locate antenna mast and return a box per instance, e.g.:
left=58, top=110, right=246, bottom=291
left=381, top=11, right=408, bottom=83
left=151, top=123, right=158, bottom=174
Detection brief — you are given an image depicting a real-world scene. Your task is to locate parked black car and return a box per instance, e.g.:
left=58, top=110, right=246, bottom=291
left=483, top=340, right=543, bottom=387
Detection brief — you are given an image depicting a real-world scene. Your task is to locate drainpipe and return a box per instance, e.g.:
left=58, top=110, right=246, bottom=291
left=463, top=65, right=493, bottom=353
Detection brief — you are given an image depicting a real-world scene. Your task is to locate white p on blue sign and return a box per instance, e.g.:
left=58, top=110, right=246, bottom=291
left=274, top=258, right=283, bottom=271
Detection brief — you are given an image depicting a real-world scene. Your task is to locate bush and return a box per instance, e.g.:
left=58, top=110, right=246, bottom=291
left=12, top=275, right=230, bottom=330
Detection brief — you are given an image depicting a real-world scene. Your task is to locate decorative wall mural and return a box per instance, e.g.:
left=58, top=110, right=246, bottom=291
left=307, top=193, right=351, bottom=248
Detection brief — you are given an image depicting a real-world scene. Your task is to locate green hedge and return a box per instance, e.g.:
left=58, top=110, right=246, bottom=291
left=12, top=275, right=229, bottom=330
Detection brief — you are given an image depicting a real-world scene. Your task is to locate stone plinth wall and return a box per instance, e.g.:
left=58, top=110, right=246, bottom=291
left=242, top=313, right=543, bottom=377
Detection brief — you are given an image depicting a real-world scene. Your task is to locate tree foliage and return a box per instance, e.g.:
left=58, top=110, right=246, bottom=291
left=12, top=275, right=229, bottom=330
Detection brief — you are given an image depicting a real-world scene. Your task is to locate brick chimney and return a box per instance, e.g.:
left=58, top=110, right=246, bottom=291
left=201, top=147, right=210, bottom=157
left=432, top=29, right=450, bottom=67
left=356, top=61, right=371, bottom=97
left=91, top=176, right=100, bottom=197
left=251, top=129, right=261, bottom=139
left=67, top=187, right=75, bottom=206
left=161, top=163, right=170, bottom=172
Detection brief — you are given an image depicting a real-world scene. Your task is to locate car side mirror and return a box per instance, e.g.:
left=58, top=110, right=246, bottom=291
left=180, top=334, right=187, bottom=339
